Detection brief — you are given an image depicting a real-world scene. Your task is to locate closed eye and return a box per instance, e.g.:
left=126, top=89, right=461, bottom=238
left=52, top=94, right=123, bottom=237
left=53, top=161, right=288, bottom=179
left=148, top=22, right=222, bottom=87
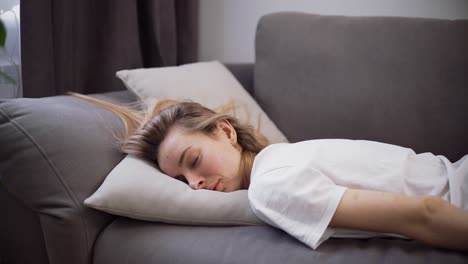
left=192, top=155, right=199, bottom=168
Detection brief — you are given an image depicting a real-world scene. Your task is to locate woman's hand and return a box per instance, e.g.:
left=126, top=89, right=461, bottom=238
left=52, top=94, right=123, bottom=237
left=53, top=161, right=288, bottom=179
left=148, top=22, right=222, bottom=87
left=329, top=189, right=468, bottom=252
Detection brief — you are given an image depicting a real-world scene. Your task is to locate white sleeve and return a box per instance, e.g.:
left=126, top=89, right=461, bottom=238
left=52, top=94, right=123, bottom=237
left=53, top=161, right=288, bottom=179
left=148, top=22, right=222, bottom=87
left=248, top=164, right=347, bottom=249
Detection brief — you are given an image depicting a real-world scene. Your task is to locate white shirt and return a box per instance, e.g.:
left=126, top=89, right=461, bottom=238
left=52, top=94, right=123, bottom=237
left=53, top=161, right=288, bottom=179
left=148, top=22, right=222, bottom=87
left=247, top=139, right=468, bottom=249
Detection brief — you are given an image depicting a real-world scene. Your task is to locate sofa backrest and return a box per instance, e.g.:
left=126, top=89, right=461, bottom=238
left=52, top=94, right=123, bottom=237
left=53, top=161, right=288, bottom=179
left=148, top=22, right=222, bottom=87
left=254, top=12, right=468, bottom=161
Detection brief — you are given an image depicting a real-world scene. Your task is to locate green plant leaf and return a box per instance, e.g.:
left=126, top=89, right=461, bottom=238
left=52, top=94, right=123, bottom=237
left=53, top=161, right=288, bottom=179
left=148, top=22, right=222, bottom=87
left=0, top=20, right=6, bottom=47
left=0, top=70, right=16, bottom=85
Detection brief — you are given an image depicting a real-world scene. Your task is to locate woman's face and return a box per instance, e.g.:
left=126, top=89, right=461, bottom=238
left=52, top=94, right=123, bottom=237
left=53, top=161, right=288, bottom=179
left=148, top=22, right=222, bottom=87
left=157, top=120, right=244, bottom=192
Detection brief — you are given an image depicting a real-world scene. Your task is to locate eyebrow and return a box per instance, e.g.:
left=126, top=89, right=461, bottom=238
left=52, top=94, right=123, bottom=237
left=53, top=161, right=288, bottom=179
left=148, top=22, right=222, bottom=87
left=178, top=145, right=192, bottom=167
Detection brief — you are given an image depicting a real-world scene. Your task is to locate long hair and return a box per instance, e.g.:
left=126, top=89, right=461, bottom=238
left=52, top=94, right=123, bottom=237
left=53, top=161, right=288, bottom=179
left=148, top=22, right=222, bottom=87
left=68, top=92, right=269, bottom=187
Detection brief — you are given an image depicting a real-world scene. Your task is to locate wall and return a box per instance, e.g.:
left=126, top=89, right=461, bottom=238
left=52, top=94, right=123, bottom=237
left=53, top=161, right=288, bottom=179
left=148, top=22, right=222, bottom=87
left=198, top=0, right=468, bottom=63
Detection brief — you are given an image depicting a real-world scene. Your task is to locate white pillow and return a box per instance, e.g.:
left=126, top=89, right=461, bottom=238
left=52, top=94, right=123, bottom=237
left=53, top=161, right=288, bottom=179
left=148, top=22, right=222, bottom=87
left=116, top=60, right=289, bottom=144
left=84, top=155, right=265, bottom=226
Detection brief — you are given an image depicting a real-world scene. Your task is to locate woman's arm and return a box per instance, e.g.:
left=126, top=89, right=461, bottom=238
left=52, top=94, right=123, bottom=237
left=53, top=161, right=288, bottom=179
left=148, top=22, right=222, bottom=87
left=329, top=189, right=468, bottom=252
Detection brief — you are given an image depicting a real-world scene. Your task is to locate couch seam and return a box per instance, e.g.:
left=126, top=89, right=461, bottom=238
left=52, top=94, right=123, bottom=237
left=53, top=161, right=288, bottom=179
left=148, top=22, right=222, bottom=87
left=0, top=107, right=91, bottom=261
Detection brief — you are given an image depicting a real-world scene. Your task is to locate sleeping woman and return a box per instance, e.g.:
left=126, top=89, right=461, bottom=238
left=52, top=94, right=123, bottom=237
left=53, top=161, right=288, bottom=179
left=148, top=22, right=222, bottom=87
left=70, top=92, right=468, bottom=252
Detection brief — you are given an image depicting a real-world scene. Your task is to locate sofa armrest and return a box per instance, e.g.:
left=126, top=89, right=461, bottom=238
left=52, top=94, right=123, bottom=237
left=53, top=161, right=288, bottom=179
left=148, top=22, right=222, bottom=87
left=0, top=91, right=136, bottom=264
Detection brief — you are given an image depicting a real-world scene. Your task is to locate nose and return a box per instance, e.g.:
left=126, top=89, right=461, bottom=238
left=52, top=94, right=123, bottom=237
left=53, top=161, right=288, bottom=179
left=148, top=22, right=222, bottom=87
left=185, top=172, right=206, bottom=190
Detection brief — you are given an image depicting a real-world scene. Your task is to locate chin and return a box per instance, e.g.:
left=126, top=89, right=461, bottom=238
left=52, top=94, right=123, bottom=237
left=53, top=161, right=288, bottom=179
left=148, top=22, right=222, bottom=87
left=220, top=184, right=232, bottom=193
left=220, top=179, right=243, bottom=192
left=225, top=184, right=242, bottom=193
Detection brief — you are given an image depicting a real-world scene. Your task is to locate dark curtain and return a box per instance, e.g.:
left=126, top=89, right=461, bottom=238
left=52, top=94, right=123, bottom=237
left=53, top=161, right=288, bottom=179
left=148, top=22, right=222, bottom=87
left=20, top=0, right=198, bottom=97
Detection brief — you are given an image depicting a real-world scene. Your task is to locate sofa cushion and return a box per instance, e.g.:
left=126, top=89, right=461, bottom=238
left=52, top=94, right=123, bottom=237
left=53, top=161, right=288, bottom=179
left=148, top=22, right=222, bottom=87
left=0, top=90, right=137, bottom=264
left=254, top=12, right=468, bottom=161
left=93, top=217, right=468, bottom=264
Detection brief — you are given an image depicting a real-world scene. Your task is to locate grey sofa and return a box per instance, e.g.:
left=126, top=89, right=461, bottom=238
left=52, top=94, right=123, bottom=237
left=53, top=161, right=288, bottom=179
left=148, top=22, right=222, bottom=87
left=1, top=12, right=468, bottom=264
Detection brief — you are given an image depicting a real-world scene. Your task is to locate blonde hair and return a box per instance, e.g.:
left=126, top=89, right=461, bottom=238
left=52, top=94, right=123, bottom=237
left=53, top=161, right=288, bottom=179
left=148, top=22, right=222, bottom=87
left=68, top=92, right=269, bottom=187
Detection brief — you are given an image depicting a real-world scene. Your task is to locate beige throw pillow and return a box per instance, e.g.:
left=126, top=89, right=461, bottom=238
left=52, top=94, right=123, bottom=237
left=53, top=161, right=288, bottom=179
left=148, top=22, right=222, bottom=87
left=85, top=61, right=284, bottom=225
left=116, top=60, right=289, bottom=144
left=84, top=155, right=265, bottom=226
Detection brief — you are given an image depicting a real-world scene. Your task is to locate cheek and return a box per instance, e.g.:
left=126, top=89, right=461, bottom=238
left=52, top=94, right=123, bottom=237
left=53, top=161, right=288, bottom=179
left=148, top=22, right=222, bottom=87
left=204, top=145, right=238, bottom=174
left=203, top=153, right=225, bottom=172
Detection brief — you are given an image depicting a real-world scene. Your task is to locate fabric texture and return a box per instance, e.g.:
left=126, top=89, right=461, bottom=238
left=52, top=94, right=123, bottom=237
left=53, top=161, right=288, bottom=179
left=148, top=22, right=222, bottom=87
left=94, top=217, right=468, bottom=264
left=0, top=184, right=49, bottom=264
left=248, top=139, right=467, bottom=249
left=254, top=12, right=468, bottom=161
left=440, top=155, right=468, bottom=210
left=249, top=165, right=347, bottom=249
left=21, top=0, right=198, bottom=97
left=85, top=155, right=264, bottom=226
left=0, top=90, right=137, bottom=264
left=116, top=60, right=289, bottom=144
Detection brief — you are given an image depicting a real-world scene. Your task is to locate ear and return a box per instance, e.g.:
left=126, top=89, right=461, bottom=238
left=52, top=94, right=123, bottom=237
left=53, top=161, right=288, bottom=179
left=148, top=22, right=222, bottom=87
left=216, top=119, right=237, bottom=145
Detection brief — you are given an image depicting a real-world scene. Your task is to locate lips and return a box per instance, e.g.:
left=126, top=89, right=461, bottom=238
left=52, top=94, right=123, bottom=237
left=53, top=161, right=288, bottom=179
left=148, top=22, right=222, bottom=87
left=210, top=179, right=220, bottom=191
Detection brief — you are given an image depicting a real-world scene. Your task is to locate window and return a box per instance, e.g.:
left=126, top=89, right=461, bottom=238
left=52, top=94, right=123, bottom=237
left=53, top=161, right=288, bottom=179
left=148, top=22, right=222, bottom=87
left=0, top=2, right=20, bottom=98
